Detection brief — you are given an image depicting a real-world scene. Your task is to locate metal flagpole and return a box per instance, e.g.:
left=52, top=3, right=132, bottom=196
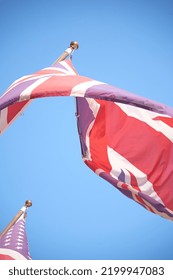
left=0, top=200, right=32, bottom=238
left=53, top=41, right=79, bottom=64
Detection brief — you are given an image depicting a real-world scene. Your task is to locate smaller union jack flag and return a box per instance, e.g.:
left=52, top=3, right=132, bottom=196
left=0, top=208, right=31, bottom=260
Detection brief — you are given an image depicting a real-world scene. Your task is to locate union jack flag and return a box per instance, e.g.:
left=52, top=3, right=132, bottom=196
left=0, top=208, right=31, bottom=260
left=0, top=59, right=173, bottom=220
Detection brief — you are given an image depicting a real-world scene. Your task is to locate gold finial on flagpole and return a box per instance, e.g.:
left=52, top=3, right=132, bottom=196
left=0, top=200, right=32, bottom=238
left=70, top=41, right=79, bottom=50
left=25, top=200, right=32, bottom=208
left=54, top=41, right=79, bottom=64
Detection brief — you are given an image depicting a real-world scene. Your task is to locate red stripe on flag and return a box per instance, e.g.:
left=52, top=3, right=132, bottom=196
left=7, top=100, right=29, bottom=123
left=0, top=254, right=15, bottom=260
left=85, top=100, right=112, bottom=174
left=134, top=194, right=155, bottom=214
left=153, top=116, right=173, bottom=127
left=128, top=171, right=140, bottom=191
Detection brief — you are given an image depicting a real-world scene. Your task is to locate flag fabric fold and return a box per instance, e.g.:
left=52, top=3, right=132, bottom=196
left=0, top=59, right=173, bottom=220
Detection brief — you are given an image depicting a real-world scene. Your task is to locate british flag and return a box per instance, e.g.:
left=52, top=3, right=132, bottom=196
left=0, top=59, right=173, bottom=220
left=0, top=210, right=31, bottom=260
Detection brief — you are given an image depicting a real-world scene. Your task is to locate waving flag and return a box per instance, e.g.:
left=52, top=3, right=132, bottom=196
left=0, top=59, right=173, bottom=220
left=0, top=208, right=31, bottom=260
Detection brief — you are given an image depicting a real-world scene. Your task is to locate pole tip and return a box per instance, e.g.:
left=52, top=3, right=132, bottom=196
left=25, top=200, right=32, bottom=208
left=70, top=41, right=79, bottom=50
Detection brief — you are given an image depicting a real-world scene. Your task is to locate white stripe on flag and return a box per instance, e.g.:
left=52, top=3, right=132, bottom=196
left=116, top=103, right=173, bottom=142
left=0, top=108, right=8, bottom=134
left=0, top=248, right=27, bottom=260
left=71, top=81, right=105, bottom=97
left=59, top=61, right=77, bottom=75
left=19, top=76, right=50, bottom=101
left=0, top=100, right=32, bottom=135
left=87, top=98, right=100, bottom=118
left=107, top=146, right=164, bottom=204
left=82, top=99, right=100, bottom=161
left=42, top=66, right=73, bottom=75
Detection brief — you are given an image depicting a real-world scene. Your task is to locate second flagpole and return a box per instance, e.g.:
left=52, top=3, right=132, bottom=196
left=0, top=200, right=32, bottom=238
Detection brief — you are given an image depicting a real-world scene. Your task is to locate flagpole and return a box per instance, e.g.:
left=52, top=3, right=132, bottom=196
left=0, top=200, right=32, bottom=238
left=53, top=41, right=79, bottom=63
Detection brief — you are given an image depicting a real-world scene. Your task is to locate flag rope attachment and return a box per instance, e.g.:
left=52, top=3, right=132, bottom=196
left=53, top=41, right=79, bottom=64
left=0, top=200, right=32, bottom=239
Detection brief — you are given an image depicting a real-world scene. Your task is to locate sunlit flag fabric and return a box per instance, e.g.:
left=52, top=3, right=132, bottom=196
left=0, top=208, right=31, bottom=260
left=0, top=59, right=173, bottom=220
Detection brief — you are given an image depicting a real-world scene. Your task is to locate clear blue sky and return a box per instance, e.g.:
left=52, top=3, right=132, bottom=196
left=0, top=0, right=173, bottom=260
